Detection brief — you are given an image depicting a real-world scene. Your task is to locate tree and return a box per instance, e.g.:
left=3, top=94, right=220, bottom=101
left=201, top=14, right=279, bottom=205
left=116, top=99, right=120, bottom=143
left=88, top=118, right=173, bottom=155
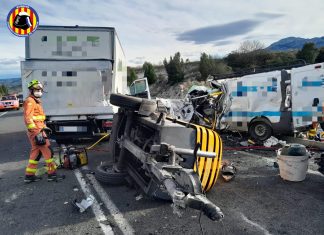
left=265, top=51, right=297, bottom=66
left=0, top=85, right=8, bottom=95
left=127, top=68, right=137, bottom=85
left=142, top=62, right=157, bottom=85
left=315, top=47, right=324, bottom=63
left=199, top=53, right=231, bottom=80
left=296, top=42, right=318, bottom=64
left=238, top=40, right=265, bottom=53
left=163, top=52, right=185, bottom=84
left=226, top=40, right=271, bottom=71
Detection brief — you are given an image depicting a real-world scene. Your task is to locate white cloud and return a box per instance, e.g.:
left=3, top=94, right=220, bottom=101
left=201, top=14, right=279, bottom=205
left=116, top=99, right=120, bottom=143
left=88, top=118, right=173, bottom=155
left=0, top=0, right=323, bottom=78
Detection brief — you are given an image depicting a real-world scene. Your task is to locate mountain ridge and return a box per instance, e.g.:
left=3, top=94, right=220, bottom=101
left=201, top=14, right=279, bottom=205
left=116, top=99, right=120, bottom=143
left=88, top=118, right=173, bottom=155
left=267, top=36, right=324, bottom=51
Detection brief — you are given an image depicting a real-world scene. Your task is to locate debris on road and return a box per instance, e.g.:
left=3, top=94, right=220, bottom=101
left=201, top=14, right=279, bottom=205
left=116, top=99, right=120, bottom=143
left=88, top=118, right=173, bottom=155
left=263, top=136, right=286, bottom=147
left=73, top=195, right=95, bottom=213
left=221, top=161, right=237, bottom=182
left=73, top=186, right=79, bottom=192
left=135, top=194, right=143, bottom=201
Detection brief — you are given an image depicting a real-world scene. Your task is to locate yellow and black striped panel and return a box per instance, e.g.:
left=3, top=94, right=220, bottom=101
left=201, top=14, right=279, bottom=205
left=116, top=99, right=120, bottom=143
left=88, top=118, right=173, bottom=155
left=193, top=124, right=223, bottom=192
left=165, top=117, right=223, bottom=192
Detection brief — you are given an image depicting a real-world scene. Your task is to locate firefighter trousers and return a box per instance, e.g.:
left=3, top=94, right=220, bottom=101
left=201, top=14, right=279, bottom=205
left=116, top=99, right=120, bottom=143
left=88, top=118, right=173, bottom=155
left=25, top=131, right=56, bottom=176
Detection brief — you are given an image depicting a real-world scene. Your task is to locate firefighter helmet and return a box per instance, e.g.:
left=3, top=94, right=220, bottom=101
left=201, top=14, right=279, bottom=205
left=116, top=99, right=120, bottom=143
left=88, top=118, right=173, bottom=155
left=13, top=12, right=32, bottom=30
left=28, top=79, right=43, bottom=90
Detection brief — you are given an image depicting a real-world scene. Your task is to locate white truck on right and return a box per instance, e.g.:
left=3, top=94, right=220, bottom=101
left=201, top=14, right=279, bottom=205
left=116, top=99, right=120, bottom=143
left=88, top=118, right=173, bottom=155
left=221, top=63, right=324, bottom=140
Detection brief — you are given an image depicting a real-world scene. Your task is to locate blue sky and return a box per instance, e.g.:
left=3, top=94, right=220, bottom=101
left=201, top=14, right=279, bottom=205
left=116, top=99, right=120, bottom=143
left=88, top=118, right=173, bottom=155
left=0, top=0, right=324, bottom=79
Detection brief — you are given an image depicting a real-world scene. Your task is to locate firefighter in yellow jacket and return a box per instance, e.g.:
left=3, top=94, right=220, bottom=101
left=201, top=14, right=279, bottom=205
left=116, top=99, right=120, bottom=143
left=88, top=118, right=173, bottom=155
left=24, top=79, right=64, bottom=183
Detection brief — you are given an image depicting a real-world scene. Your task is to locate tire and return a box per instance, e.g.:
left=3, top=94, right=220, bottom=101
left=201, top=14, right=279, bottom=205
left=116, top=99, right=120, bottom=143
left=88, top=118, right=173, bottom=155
left=95, top=162, right=127, bottom=185
left=110, top=94, right=143, bottom=110
left=249, top=119, right=273, bottom=141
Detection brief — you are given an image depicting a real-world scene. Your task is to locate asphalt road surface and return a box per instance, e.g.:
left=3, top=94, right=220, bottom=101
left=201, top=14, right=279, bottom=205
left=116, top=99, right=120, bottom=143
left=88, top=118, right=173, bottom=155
left=1, top=110, right=324, bottom=235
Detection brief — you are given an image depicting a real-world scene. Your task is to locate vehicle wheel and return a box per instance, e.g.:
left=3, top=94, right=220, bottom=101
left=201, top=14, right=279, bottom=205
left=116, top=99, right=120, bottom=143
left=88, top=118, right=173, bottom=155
left=16, top=107, right=20, bottom=111
left=95, top=162, right=127, bottom=185
left=110, top=94, right=143, bottom=110
left=249, top=119, right=273, bottom=141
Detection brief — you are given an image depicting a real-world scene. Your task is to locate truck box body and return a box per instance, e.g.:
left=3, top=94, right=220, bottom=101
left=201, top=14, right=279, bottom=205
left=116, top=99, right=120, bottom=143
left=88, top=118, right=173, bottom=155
left=21, top=60, right=114, bottom=117
left=221, top=63, right=324, bottom=136
left=222, top=70, right=292, bottom=134
left=22, top=26, right=127, bottom=139
left=25, top=26, right=114, bottom=60
left=290, top=63, right=324, bottom=129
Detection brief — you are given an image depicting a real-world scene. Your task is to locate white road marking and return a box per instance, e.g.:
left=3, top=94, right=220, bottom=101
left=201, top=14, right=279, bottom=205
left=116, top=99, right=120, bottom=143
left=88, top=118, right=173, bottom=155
left=74, top=169, right=114, bottom=235
left=240, top=212, right=272, bottom=235
left=82, top=166, right=135, bottom=235
left=238, top=151, right=323, bottom=177
left=0, top=111, right=8, bottom=117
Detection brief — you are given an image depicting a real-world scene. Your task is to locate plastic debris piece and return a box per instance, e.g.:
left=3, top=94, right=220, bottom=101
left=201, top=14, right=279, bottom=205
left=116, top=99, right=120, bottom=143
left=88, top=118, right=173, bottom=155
left=73, top=195, right=95, bottom=213
left=264, top=136, right=286, bottom=147
left=73, top=187, right=79, bottom=192
left=221, top=163, right=237, bottom=182
left=135, top=194, right=143, bottom=201
left=240, top=141, right=249, bottom=147
left=64, top=201, right=69, bottom=205
left=248, top=139, right=256, bottom=145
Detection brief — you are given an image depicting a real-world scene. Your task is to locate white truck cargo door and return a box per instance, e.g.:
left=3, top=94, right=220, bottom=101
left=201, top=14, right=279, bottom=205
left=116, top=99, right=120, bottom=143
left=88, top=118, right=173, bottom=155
left=21, top=60, right=114, bottom=117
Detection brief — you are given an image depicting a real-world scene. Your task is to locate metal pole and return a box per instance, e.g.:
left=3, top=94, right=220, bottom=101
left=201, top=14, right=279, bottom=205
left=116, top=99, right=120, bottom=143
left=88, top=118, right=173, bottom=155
left=174, top=147, right=216, bottom=158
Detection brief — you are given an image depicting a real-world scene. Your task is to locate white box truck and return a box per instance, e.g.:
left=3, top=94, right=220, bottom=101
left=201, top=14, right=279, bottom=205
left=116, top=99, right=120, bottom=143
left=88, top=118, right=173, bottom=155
left=21, top=26, right=127, bottom=141
left=221, top=63, right=324, bottom=140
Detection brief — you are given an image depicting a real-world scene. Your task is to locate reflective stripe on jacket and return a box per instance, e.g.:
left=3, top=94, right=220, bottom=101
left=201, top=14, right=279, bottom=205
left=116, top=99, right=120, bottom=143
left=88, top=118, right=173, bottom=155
left=23, top=96, right=46, bottom=130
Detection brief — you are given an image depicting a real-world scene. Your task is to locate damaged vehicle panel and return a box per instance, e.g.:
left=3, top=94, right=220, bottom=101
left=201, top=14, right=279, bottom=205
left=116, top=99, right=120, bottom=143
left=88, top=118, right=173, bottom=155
left=222, top=63, right=324, bottom=138
left=96, top=93, right=224, bottom=221
left=222, top=70, right=292, bottom=140
left=290, top=63, right=324, bottom=130
left=168, top=63, right=324, bottom=141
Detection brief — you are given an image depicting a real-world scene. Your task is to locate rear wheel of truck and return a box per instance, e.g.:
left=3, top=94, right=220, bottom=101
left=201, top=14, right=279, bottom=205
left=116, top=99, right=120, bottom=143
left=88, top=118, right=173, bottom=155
left=249, top=119, right=273, bottom=141
left=110, top=94, right=143, bottom=110
left=95, top=162, right=127, bottom=185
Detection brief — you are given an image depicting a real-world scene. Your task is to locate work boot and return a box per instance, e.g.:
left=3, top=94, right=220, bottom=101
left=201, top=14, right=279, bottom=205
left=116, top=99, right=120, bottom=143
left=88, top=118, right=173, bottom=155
left=24, top=175, right=42, bottom=183
left=48, top=173, right=65, bottom=182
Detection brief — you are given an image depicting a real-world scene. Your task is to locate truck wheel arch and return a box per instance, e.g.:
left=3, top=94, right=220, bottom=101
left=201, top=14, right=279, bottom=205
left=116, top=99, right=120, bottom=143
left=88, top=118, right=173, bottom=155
left=248, top=116, right=273, bottom=141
